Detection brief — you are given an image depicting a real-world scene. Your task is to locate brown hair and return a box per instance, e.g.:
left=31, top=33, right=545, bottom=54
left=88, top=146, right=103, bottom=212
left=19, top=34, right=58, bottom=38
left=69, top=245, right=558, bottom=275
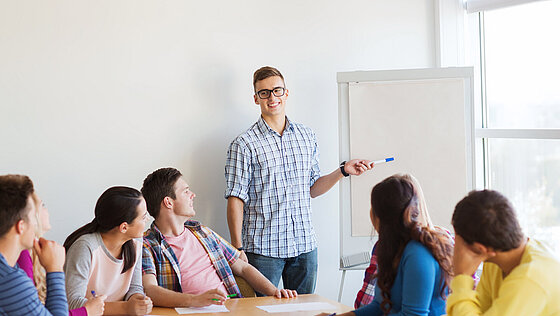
left=141, top=167, right=183, bottom=220
left=400, top=174, right=433, bottom=228
left=253, top=66, right=285, bottom=90
left=371, top=175, right=453, bottom=314
left=453, top=189, right=524, bottom=251
left=0, top=175, right=35, bottom=237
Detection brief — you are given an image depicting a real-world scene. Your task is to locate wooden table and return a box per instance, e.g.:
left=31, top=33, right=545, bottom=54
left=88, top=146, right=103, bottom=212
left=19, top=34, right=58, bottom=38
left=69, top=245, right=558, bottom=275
left=149, top=294, right=352, bottom=316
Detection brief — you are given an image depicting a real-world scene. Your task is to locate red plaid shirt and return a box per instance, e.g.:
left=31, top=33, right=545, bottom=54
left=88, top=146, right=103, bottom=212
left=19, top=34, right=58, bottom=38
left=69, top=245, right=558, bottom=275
left=354, top=242, right=378, bottom=308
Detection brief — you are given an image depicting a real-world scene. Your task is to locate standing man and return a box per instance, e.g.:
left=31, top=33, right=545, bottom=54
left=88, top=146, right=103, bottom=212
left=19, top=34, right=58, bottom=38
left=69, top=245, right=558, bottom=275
left=224, top=66, right=373, bottom=294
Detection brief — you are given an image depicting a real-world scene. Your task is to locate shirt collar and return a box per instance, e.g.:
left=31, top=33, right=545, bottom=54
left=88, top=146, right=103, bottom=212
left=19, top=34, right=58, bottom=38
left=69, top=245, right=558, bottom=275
left=150, top=219, right=201, bottom=240
left=257, top=116, right=294, bottom=136
left=0, top=252, right=10, bottom=268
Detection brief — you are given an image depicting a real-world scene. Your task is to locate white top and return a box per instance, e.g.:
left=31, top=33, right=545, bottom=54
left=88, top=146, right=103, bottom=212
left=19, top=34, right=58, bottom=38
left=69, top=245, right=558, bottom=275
left=64, top=232, right=143, bottom=309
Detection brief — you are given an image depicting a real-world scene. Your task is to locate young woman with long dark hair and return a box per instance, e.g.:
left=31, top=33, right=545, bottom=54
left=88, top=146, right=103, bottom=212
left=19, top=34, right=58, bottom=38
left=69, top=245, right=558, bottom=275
left=63, top=186, right=152, bottom=315
left=353, top=174, right=456, bottom=309
left=326, top=174, right=453, bottom=316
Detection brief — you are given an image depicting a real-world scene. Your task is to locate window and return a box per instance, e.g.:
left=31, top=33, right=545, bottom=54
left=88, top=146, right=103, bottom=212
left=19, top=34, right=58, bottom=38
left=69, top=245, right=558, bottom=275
left=472, top=1, right=560, bottom=254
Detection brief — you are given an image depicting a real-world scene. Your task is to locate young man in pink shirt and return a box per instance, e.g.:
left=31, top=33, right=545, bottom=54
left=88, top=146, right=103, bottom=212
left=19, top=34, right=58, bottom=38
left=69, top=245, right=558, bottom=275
left=141, top=167, right=297, bottom=308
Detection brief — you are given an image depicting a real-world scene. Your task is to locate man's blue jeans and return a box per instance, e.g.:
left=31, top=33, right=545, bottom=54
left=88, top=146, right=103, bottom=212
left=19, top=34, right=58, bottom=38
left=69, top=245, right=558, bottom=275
left=246, top=248, right=318, bottom=295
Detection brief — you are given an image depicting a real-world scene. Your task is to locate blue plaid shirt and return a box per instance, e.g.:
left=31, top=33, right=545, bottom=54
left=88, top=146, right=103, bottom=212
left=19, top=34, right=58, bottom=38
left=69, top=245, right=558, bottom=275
left=225, top=116, right=321, bottom=258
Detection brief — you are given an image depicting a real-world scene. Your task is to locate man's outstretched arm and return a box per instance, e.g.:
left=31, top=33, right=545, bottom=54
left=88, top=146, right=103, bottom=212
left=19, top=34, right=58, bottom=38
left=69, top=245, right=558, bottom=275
left=310, top=159, right=373, bottom=198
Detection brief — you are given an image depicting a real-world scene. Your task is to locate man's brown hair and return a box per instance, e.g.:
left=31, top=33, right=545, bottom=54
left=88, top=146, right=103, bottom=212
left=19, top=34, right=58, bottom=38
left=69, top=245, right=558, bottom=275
left=141, top=167, right=183, bottom=220
left=253, top=66, right=285, bottom=90
left=452, top=189, right=524, bottom=251
left=0, top=175, right=35, bottom=237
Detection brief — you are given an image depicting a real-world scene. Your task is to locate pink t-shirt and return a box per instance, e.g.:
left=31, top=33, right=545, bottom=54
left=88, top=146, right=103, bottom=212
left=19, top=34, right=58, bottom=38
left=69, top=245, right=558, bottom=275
left=165, top=228, right=228, bottom=295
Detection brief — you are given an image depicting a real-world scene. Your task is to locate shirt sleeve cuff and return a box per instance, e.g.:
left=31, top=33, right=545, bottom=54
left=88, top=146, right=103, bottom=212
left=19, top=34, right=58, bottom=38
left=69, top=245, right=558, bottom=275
left=125, top=290, right=144, bottom=301
left=447, top=274, right=479, bottom=315
left=451, top=274, right=475, bottom=292
left=142, top=268, right=156, bottom=275
left=224, top=191, right=248, bottom=204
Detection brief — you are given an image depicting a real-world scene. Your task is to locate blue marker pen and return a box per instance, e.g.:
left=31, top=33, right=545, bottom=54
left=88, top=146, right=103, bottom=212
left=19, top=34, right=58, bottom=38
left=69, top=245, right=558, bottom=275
left=91, top=290, right=96, bottom=298
left=372, top=157, right=394, bottom=165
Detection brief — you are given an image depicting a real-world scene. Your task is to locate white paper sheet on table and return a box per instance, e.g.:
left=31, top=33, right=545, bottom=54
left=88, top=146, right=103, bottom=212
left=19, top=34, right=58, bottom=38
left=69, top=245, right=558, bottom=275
left=175, top=305, right=230, bottom=314
left=256, top=302, right=337, bottom=313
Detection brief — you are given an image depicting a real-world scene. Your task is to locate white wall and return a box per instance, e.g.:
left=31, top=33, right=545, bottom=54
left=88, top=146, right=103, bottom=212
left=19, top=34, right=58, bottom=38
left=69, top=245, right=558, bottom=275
left=0, top=0, right=436, bottom=305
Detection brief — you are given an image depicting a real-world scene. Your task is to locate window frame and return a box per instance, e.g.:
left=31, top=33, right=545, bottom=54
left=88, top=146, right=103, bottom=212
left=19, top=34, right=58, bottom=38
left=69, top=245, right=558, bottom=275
left=474, top=11, right=560, bottom=189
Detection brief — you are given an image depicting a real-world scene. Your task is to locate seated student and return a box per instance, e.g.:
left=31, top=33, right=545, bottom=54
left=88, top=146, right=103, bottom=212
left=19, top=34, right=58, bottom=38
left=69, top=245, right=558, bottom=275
left=63, top=186, right=153, bottom=316
left=354, top=174, right=456, bottom=309
left=17, top=190, right=105, bottom=316
left=0, top=174, right=68, bottom=316
left=140, top=167, right=297, bottom=308
left=325, top=174, right=453, bottom=316
left=447, top=190, right=560, bottom=316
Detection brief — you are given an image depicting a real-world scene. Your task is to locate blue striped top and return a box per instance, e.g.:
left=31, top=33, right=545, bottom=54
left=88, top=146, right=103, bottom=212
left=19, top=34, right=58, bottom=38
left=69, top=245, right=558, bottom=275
left=0, top=252, right=68, bottom=316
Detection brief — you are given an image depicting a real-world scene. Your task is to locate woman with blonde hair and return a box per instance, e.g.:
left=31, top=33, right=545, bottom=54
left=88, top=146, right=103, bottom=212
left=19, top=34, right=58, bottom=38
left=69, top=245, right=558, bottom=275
left=16, top=193, right=106, bottom=316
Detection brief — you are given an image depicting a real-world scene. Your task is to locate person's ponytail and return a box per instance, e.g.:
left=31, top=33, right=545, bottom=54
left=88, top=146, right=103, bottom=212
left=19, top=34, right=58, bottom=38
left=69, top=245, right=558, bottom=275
left=63, top=219, right=99, bottom=251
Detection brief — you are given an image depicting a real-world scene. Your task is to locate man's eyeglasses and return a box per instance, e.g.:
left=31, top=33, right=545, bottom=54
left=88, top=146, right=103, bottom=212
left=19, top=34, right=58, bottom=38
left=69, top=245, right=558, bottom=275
left=256, top=87, right=286, bottom=99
